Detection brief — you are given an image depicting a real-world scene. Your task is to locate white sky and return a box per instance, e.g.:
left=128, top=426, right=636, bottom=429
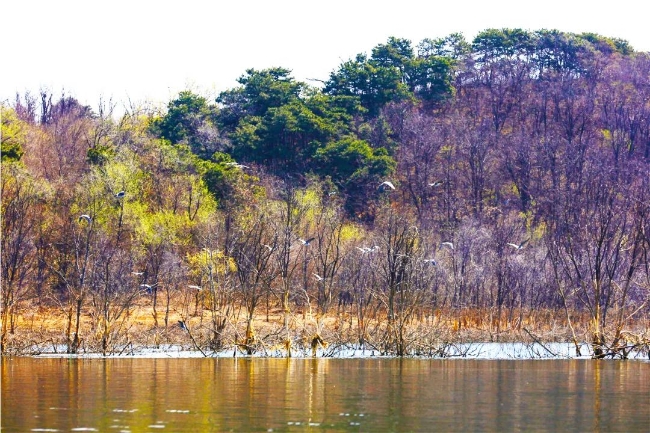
left=2, top=0, right=649, bottom=114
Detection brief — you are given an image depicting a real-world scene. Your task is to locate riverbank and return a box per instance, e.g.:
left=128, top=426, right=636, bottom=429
left=26, top=342, right=650, bottom=360
left=3, top=303, right=649, bottom=359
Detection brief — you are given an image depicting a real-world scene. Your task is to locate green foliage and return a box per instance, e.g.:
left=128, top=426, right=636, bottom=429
left=186, top=248, right=236, bottom=283
left=222, top=73, right=367, bottom=174
left=304, top=93, right=366, bottom=128
left=230, top=116, right=263, bottom=158
left=201, top=152, right=262, bottom=209
left=202, top=160, right=233, bottom=203
left=134, top=209, right=187, bottom=246
left=407, top=56, right=455, bottom=104
left=1, top=140, right=24, bottom=163
left=315, top=137, right=375, bottom=181
left=314, top=136, right=395, bottom=219
left=1, top=107, right=26, bottom=162
left=256, top=101, right=334, bottom=168
left=372, top=37, right=414, bottom=69
left=316, top=137, right=396, bottom=185
left=417, top=33, right=471, bottom=59
left=339, top=222, right=365, bottom=243
left=324, top=53, right=411, bottom=116
left=577, top=32, right=634, bottom=55
left=472, top=28, right=535, bottom=60
left=471, top=29, right=635, bottom=75
left=102, top=150, right=147, bottom=198
left=533, top=29, right=585, bottom=72
left=219, top=69, right=345, bottom=171
left=86, top=144, right=115, bottom=166
left=324, top=36, right=456, bottom=115
left=151, top=90, right=222, bottom=159
left=216, top=67, right=304, bottom=131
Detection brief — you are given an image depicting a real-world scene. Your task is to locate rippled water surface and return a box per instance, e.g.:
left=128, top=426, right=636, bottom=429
left=2, top=357, right=649, bottom=432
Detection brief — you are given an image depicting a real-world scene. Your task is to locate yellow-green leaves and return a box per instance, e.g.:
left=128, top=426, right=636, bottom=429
left=185, top=248, right=236, bottom=284
left=1, top=106, right=27, bottom=162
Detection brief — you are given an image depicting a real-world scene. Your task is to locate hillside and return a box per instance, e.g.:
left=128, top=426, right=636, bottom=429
left=2, top=29, right=649, bottom=358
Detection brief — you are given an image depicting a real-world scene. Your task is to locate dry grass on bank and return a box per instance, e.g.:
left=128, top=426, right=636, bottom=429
left=3, top=296, right=649, bottom=357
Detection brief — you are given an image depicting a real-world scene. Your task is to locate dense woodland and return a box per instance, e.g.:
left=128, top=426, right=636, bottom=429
left=2, top=29, right=649, bottom=358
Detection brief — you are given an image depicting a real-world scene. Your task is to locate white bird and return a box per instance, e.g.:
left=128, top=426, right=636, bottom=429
left=297, top=237, right=315, bottom=246
left=132, top=271, right=144, bottom=276
left=357, top=245, right=379, bottom=253
left=429, top=180, right=443, bottom=187
left=263, top=244, right=274, bottom=251
left=140, top=283, right=157, bottom=293
left=188, top=285, right=202, bottom=291
left=140, top=283, right=157, bottom=295
left=115, top=191, right=125, bottom=198
left=423, top=259, right=437, bottom=265
left=379, top=181, right=396, bottom=190
left=313, top=273, right=324, bottom=281
left=507, top=239, right=529, bottom=250
left=225, top=162, right=249, bottom=169
left=441, top=242, right=454, bottom=250
left=78, top=214, right=92, bottom=223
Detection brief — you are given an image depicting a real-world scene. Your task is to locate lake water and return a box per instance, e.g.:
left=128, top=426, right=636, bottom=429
left=2, top=357, right=649, bottom=432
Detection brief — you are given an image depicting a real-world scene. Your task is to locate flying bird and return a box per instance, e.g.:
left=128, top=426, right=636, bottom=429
left=357, top=245, right=379, bottom=254
left=297, top=237, right=315, bottom=246
left=263, top=244, right=275, bottom=251
left=178, top=320, right=188, bottom=331
left=78, top=214, right=92, bottom=223
left=423, top=259, right=437, bottom=265
left=441, top=242, right=455, bottom=250
left=115, top=191, right=125, bottom=199
left=313, top=273, right=324, bottom=281
left=379, top=181, right=396, bottom=190
left=507, top=239, right=530, bottom=250
left=140, top=283, right=157, bottom=293
left=429, top=180, right=443, bottom=187
left=225, top=162, right=249, bottom=169
left=188, top=285, right=202, bottom=291
left=131, top=271, right=144, bottom=276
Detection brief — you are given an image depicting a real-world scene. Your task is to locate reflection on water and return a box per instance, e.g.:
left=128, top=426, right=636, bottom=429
left=2, top=357, right=649, bottom=432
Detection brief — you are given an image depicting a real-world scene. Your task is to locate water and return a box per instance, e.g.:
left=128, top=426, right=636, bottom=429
left=2, top=357, right=649, bottom=432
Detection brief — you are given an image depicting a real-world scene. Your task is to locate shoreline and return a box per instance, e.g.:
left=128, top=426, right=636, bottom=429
left=3, top=305, right=649, bottom=360
left=12, top=342, right=650, bottom=361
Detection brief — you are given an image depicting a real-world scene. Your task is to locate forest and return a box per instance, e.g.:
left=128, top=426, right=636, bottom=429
left=2, top=28, right=649, bottom=358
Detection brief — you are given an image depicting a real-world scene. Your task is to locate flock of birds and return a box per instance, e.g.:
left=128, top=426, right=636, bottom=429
left=76, top=178, right=419, bottom=224
left=379, top=179, right=443, bottom=191
left=82, top=181, right=529, bottom=293
left=375, top=180, right=530, bottom=260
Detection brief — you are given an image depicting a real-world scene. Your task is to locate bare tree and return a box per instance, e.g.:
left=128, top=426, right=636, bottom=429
left=231, top=212, right=277, bottom=354
left=1, top=165, right=47, bottom=351
left=310, top=202, right=346, bottom=334
left=548, top=157, right=646, bottom=357
left=374, top=209, right=424, bottom=355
